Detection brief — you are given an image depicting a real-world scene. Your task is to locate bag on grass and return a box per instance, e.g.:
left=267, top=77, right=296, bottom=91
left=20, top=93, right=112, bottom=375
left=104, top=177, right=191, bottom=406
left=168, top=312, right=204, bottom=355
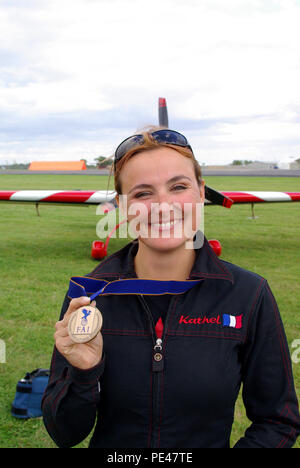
left=11, top=368, right=50, bottom=419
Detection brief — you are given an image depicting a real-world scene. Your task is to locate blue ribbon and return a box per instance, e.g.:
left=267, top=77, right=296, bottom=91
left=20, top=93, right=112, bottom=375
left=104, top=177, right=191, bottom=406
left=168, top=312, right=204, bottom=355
left=68, top=276, right=202, bottom=301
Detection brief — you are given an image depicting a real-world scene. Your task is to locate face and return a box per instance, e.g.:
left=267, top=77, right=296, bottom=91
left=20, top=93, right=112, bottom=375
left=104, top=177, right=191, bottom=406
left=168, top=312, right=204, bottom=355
left=117, top=147, right=205, bottom=252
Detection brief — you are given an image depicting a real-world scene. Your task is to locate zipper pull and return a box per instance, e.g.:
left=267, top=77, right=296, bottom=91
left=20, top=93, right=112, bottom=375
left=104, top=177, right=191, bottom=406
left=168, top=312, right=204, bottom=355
left=153, top=338, right=164, bottom=372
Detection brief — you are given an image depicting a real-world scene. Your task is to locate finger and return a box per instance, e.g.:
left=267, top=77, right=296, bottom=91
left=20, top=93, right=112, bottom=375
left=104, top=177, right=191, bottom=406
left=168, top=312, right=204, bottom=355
left=54, top=325, right=69, bottom=339
left=55, top=334, right=75, bottom=353
left=63, top=296, right=91, bottom=323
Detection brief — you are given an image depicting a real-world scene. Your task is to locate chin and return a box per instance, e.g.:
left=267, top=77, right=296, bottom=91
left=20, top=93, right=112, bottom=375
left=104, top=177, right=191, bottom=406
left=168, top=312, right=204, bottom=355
left=138, top=235, right=191, bottom=253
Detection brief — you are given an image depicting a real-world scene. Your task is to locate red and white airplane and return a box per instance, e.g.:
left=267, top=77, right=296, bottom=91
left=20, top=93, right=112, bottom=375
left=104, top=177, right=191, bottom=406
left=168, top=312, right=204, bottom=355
left=1, top=98, right=300, bottom=258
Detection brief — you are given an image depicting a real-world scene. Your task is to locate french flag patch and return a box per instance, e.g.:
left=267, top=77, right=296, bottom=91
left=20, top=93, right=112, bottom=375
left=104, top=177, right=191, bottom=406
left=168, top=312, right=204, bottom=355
left=223, top=314, right=242, bottom=329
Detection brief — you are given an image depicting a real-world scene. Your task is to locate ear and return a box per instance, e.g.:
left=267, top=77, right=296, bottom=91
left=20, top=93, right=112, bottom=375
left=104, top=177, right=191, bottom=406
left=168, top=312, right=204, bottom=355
left=116, top=194, right=128, bottom=221
left=199, top=179, right=205, bottom=204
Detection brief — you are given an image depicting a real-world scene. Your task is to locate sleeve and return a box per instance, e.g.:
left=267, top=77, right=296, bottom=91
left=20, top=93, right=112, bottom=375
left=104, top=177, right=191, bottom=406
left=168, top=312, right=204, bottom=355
left=234, top=281, right=300, bottom=448
left=42, top=294, right=105, bottom=448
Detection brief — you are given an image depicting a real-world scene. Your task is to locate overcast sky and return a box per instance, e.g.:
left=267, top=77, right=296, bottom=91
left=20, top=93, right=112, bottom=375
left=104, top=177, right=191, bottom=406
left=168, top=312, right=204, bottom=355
left=1, top=0, right=300, bottom=166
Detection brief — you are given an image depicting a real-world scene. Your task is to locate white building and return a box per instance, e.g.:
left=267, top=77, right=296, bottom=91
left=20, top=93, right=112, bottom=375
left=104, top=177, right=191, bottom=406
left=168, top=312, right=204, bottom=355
left=277, top=157, right=300, bottom=169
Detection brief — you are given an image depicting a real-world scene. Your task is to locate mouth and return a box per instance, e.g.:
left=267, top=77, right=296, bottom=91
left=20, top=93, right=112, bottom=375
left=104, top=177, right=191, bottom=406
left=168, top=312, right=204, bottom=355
left=148, top=218, right=182, bottom=231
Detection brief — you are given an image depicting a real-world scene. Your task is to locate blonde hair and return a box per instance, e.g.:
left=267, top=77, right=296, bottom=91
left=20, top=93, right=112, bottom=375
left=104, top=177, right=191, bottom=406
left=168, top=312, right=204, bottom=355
left=111, top=126, right=202, bottom=195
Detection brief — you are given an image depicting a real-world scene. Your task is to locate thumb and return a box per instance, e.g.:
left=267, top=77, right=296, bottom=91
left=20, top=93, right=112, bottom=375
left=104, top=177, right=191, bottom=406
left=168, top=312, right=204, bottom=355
left=64, top=296, right=91, bottom=322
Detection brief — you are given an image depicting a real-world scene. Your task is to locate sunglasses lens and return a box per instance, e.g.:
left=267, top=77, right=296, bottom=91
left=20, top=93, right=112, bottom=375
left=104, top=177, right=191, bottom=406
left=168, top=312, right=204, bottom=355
left=115, top=135, right=144, bottom=163
left=152, top=130, right=188, bottom=146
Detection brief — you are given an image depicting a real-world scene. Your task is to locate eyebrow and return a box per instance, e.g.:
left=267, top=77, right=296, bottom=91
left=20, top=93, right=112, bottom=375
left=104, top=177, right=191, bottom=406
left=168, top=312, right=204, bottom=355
left=128, top=175, right=192, bottom=194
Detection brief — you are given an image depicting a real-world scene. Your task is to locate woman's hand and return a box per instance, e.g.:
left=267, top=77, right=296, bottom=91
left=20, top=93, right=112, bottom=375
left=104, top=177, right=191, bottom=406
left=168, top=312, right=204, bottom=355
left=54, top=296, right=103, bottom=370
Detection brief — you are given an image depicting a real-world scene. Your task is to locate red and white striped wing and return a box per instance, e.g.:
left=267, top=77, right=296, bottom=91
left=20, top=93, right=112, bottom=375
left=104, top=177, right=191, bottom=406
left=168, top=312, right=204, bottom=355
left=0, top=190, right=300, bottom=205
left=220, top=191, right=300, bottom=204
left=0, top=190, right=116, bottom=204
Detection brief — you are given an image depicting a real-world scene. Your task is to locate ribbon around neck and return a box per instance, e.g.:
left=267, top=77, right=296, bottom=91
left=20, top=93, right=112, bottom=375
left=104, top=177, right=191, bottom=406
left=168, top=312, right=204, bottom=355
left=68, top=276, right=202, bottom=301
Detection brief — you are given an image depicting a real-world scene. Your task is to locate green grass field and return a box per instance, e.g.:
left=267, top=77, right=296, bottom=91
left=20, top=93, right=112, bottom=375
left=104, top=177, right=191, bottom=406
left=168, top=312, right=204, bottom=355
left=0, top=173, right=299, bottom=448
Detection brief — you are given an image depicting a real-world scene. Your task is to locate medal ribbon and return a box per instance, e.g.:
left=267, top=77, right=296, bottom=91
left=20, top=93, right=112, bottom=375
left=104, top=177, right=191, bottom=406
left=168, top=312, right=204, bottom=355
left=68, top=276, right=202, bottom=301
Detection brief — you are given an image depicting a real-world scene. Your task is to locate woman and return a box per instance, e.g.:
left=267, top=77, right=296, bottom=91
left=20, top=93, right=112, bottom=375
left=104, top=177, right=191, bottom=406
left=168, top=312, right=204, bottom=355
left=42, top=128, right=300, bottom=448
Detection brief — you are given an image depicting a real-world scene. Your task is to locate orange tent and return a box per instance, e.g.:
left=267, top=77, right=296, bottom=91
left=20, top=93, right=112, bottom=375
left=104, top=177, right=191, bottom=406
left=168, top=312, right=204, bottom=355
left=29, top=161, right=87, bottom=171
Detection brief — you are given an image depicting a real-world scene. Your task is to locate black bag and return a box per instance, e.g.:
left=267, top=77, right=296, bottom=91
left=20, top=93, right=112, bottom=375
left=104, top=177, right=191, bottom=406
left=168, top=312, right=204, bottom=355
left=11, top=368, right=50, bottom=419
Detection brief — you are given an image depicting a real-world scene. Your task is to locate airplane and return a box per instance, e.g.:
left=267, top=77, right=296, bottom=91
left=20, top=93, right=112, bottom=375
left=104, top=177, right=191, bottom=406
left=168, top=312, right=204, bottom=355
left=1, top=98, right=300, bottom=259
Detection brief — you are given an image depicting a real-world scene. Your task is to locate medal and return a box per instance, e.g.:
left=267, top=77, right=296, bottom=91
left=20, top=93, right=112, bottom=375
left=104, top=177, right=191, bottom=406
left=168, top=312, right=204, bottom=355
left=68, top=304, right=103, bottom=344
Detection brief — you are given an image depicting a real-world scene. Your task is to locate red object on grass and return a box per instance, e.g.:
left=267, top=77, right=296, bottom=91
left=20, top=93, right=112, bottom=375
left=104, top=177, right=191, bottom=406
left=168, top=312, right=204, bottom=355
left=91, top=220, right=127, bottom=260
left=208, top=239, right=222, bottom=257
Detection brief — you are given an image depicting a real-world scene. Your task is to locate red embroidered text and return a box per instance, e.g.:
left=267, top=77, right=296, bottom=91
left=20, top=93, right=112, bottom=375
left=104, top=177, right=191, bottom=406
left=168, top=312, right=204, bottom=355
left=179, top=315, right=221, bottom=325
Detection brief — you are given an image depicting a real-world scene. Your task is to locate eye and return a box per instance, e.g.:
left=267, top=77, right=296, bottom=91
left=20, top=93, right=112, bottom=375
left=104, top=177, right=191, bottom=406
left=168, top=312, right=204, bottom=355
left=134, top=191, right=152, bottom=199
left=171, top=184, right=188, bottom=191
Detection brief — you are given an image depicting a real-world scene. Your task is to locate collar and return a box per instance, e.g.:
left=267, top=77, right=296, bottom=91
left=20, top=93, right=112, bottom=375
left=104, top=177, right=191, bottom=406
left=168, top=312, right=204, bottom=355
left=188, top=236, right=234, bottom=283
left=89, top=234, right=234, bottom=285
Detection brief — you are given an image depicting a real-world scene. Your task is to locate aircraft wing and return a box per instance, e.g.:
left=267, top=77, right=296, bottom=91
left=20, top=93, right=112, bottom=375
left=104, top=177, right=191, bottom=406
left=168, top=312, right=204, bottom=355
left=219, top=191, right=300, bottom=204
left=1, top=190, right=300, bottom=205
left=0, top=190, right=116, bottom=205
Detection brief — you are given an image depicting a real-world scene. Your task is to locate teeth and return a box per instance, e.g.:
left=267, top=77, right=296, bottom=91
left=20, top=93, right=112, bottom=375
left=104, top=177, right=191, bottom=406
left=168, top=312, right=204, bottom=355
left=150, top=220, right=181, bottom=229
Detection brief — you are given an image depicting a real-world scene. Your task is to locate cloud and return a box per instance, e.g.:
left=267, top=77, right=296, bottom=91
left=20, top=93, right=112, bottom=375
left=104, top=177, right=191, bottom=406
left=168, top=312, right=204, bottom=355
left=1, top=0, right=300, bottom=165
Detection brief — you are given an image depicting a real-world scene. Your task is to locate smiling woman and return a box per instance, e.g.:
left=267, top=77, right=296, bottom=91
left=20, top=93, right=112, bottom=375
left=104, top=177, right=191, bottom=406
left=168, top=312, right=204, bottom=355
left=114, top=131, right=205, bottom=278
left=42, top=128, right=300, bottom=449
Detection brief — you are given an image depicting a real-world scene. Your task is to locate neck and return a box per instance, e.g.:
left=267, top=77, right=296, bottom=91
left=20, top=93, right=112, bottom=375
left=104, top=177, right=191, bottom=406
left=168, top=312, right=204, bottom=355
left=134, top=242, right=195, bottom=281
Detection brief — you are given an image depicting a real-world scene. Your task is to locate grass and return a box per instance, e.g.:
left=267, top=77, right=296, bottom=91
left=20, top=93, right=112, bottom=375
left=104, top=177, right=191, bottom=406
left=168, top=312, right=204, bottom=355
left=0, top=173, right=299, bottom=448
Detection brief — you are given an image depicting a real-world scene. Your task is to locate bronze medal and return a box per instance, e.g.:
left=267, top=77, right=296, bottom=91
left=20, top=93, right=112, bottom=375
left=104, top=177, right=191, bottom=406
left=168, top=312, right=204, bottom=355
left=68, top=305, right=103, bottom=344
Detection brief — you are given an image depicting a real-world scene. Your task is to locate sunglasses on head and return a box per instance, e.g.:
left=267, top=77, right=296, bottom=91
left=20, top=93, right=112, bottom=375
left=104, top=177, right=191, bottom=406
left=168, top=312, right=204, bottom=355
left=114, top=129, right=194, bottom=168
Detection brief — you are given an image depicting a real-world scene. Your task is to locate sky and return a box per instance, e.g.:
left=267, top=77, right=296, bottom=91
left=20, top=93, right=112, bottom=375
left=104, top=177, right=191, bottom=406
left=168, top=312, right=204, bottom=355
left=1, top=0, right=300, bottom=166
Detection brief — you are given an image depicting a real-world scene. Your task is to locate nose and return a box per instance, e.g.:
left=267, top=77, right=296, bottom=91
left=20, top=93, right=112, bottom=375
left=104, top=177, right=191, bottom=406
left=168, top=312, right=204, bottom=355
left=157, top=201, right=173, bottom=222
left=153, top=188, right=171, bottom=206
left=150, top=198, right=181, bottom=224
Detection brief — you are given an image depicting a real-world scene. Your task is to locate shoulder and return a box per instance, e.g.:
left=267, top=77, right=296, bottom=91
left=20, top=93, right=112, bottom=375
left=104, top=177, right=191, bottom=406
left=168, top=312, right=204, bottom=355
left=220, top=257, right=267, bottom=291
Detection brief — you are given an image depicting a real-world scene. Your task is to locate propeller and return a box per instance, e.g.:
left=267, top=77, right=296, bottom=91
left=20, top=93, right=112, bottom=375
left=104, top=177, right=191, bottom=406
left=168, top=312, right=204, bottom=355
left=158, top=97, right=169, bottom=128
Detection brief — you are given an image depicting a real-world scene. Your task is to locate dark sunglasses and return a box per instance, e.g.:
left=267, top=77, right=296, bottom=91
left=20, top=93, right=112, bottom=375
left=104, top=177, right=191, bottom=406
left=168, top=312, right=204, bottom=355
left=114, top=129, right=194, bottom=168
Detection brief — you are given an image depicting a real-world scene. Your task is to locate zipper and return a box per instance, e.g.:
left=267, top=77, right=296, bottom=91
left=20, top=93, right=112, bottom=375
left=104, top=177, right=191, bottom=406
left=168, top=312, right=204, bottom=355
left=138, top=295, right=165, bottom=369
left=138, top=295, right=165, bottom=448
left=153, top=337, right=164, bottom=372
left=138, top=286, right=200, bottom=446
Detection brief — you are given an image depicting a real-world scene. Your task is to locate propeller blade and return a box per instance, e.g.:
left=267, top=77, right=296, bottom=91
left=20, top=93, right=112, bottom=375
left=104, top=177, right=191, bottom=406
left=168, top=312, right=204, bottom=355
left=205, top=185, right=233, bottom=208
left=158, top=97, right=169, bottom=128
